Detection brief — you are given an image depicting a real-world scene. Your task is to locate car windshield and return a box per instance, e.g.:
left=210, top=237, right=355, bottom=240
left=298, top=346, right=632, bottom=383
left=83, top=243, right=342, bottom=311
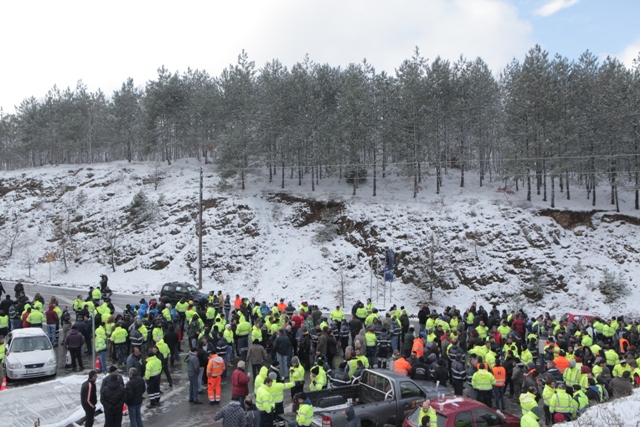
left=11, top=336, right=52, bottom=353
left=186, top=285, right=198, bottom=293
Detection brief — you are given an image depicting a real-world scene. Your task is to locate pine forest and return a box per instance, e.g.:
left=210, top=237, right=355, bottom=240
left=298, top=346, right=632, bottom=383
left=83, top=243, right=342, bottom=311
left=1, top=46, right=640, bottom=209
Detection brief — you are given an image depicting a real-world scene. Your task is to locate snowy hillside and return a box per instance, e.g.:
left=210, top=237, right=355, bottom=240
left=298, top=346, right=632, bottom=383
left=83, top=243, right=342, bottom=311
left=1, top=159, right=639, bottom=318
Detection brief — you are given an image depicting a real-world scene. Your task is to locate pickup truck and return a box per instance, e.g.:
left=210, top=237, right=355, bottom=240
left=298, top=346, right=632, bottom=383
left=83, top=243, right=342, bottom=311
left=280, top=369, right=452, bottom=427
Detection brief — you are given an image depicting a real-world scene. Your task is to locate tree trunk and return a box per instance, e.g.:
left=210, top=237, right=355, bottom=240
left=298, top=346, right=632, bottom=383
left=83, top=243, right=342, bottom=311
left=352, top=169, right=357, bottom=196
left=311, top=164, right=315, bottom=192
left=542, top=164, right=547, bottom=202
left=281, top=162, right=285, bottom=189
left=550, top=175, right=555, bottom=208
left=566, top=170, right=570, bottom=200
left=373, top=148, right=377, bottom=197
left=298, top=149, right=302, bottom=186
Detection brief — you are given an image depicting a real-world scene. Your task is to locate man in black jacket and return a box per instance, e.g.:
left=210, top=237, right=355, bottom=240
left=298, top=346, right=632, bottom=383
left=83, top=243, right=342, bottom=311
left=125, top=367, right=146, bottom=427
left=101, top=373, right=126, bottom=427
left=100, top=366, right=124, bottom=393
left=0, top=295, right=13, bottom=317
left=13, top=281, right=24, bottom=298
left=80, top=371, right=98, bottom=427
left=126, top=347, right=145, bottom=378
left=273, top=329, right=292, bottom=379
left=163, top=325, right=179, bottom=367
left=451, top=354, right=467, bottom=396
left=410, top=356, right=430, bottom=381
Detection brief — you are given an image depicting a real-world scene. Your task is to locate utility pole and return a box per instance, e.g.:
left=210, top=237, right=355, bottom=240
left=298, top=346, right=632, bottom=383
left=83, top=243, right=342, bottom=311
left=91, top=311, right=95, bottom=371
left=198, top=166, right=203, bottom=290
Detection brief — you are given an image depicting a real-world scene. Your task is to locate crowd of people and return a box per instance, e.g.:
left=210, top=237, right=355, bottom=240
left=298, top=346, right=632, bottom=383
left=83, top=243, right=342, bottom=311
left=1, top=278, right=639, bottom=427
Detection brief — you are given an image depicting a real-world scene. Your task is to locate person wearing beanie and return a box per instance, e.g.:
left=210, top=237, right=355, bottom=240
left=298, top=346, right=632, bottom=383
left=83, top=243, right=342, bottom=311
left=563, top=359, right=580, bottom=387
left=520, top=406, right=541, bottom=427
left=289, top=392, right=313, bottom=427
left=289, top=356, right=306, bottom=402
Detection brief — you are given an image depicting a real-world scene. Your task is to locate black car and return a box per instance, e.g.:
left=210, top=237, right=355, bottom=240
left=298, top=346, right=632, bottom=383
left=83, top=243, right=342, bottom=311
left=159, top=282, right=204, bottom=305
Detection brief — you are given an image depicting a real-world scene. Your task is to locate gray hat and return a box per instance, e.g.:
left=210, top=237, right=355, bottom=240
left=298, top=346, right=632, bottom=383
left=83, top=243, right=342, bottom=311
left=268, top=372, right=278, bottom=380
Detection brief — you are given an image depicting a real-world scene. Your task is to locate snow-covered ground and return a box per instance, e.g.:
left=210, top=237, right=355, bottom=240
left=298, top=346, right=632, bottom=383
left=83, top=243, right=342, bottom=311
left=3, top=374, right=90, bottom=427
left=560, top=389, right=640, bottom=426
left=1, top=159, right=639, bottom=318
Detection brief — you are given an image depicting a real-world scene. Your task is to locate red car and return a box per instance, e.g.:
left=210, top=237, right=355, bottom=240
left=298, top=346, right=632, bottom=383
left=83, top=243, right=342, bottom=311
left=402, top=396, right=520, bottom=427
left=561, top=312, right=602, bottom=326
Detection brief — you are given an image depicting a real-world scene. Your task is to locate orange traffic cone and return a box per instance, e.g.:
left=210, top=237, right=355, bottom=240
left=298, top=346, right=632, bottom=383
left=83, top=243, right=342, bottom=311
left=122, top=403, right=128, bottom=415
left=0, top=378, right=6, bottom=391
left=95, top=356, right=101, bottom=370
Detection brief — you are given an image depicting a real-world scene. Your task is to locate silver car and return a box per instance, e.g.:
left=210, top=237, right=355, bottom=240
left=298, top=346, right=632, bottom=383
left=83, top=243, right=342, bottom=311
left=4, top=328, right=57, bottom=380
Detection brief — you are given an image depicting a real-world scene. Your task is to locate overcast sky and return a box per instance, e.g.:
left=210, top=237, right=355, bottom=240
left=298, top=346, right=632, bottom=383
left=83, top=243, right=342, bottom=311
left=1, top=0, right=638, bottom=114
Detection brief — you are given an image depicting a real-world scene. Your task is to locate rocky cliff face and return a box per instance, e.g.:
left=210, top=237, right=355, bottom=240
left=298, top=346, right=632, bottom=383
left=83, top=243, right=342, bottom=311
left=1, top=161, right=638, bottom=317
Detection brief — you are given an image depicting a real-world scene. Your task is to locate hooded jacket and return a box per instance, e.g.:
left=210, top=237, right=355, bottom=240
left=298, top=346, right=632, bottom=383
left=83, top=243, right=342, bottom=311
left=254, top=366, right=269, bottom=391
left=64, top=328, right=85, bottom=348
left=100, top=377, right=126, bottom=413
left=344, top=406, right=360, bottom=427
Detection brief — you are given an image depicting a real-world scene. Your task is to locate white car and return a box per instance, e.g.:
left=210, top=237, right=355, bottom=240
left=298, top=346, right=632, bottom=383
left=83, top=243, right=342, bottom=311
left=4, top=328, right=57, bottom=380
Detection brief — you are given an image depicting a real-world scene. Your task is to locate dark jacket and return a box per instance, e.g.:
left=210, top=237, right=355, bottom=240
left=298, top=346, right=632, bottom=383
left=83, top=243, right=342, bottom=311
left=101, top=373, right=125, bottom=393
left=410, top=361, right=430, bottom=381
left=80, top=379, right=97, bottom=410
left=129, top=328, right=144, bottom=348
left=126, top=353, right=144, bottom=377
left=273, top=334, right=292, bottom=356
left=197, top=347, right=208, bottom=368
left=610, top=377, right=633, bottom=397
left=100, top=377, right=126, bottom=413
left=164, top=330, right=179, bottom=350
left=65, top=329, right=85, bottom=349
left=45, top=305, right=58, bottom=324
left=345, top=406, right=360, bottom=427
left=186, top=352, right=200, bottom=376
left=349, top=318, right=362, bottom=337
left=246, top=405, right=261, bottom=427
left=433, top=366, right=449, bottom=386
left=0, top=297, right=14, bottom=316
left=125, top=375, right=146, bottom=407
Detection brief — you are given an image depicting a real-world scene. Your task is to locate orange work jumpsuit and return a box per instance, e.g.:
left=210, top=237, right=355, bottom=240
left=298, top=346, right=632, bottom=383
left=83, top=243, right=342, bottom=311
left=207, top=353, right=226, bottom=402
